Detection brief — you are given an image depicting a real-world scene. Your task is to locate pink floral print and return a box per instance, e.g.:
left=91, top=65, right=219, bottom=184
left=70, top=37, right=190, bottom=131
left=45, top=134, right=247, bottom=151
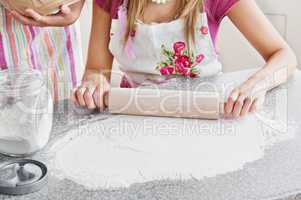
left=200, top=26, right=209, bottom=35
left=156, top=42, right=205, bottom=78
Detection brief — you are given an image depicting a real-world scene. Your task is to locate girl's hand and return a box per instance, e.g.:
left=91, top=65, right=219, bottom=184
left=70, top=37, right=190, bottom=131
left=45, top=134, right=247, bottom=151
left=71, top=1, right=113, bottom=111
left=72, top=70, right=110, bottom=110
left=10, top=0, right=85, bottom=27
left=224, top=79, right=266, bottom=118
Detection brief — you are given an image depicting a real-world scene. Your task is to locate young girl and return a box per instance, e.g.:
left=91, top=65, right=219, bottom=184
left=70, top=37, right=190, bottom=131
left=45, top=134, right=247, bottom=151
left=73, top=0, right=297, bottom=118
left=0, top=1, right=84, bottom=101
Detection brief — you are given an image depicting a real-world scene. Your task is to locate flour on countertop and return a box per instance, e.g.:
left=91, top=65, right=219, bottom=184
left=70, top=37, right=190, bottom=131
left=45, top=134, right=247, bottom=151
left=47, top=112, right=295, bottom=189
left=46, top=70, right=296, bottom=189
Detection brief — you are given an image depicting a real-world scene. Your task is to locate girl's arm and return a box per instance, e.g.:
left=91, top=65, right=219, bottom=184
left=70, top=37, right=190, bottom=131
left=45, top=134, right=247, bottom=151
left=72, top=0, right=113, bottom=110
left=85, top=0, right=113, bottom=80
left=224, top=0, right=298, bottom=118
left=11, top=0, right=85, bottom=26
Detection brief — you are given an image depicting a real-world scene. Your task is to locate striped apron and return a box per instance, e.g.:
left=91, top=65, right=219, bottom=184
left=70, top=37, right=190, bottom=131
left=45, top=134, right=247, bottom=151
left=0, top=6, right=82, bottom=101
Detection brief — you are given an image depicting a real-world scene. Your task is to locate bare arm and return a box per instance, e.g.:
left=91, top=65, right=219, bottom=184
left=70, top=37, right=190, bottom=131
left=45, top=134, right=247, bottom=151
left=11, top=0, right=85, bottom=27
left=72, top=0, right=113, bottom=110
left=224, top=0, right=298, bottom=118
left=86, top=0, right=114, bottom=80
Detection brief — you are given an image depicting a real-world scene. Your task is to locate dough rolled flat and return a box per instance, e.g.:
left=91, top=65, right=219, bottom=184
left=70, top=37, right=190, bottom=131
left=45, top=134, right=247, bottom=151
left=109, top=88, right=220, bottom=119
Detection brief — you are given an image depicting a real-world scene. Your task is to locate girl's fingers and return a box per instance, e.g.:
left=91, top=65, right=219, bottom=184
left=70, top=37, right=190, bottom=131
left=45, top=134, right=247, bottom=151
left=255, top=95, right=265, bottom=111
left=232, top=94, right=245, bottom=118
left=92, top=86, right=103, bottom=109
left=224, top=98, right=234, bottom=116
left=71, top=89, right=80, bottom=107
left=76, top=86, right=87, bottom=106
left=240, top=97, right=252, bottom=117
left=249, top=99, right=258, bottom=113
left=249, top=93, right=265, bottom=113
left=83, top=87, right=97, bottom=109
left=92, top=85, right=109, bottom=110
left=225, top=89, right=240, bottom=115
left=104, top=91, right=109, bottom=107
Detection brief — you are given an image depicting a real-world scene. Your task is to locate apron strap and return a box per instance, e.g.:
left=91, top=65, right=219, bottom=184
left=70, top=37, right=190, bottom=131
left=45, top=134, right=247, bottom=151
left=118, top=0, right=136, bottom=59
left=123, top=0, right=129, bottom=7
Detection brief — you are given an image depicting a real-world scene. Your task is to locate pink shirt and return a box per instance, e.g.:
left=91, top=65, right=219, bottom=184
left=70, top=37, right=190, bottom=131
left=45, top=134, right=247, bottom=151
left=96, top=0, right=240, bottom=46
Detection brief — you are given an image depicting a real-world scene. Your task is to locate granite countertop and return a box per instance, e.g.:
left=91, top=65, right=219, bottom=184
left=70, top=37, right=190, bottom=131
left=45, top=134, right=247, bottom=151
left=0, top=69, right=301, bottom=200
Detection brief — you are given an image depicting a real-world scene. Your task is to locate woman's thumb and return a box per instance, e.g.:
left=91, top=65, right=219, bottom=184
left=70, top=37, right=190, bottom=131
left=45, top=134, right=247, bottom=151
left=60, top=5, right=71, bottom=14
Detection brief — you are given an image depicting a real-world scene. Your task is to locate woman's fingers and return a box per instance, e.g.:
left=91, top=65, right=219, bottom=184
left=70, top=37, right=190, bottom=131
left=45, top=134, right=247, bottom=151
left=11, top=9, right=55, bottom=27
left=26, top=11, right=67, bottom=27
left=10, top=11, right=40, bottom=26
left=24, top=9, right=44, bottom=22
left=11, top=0, right=84, bottom=27
left=60, top=5, right=71, bottom=15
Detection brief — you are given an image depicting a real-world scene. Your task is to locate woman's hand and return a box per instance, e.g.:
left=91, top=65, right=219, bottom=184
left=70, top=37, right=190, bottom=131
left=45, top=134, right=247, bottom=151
left=224, top=78, right=266, bottom=118
left=72, top=70, right=110, bottom=110
left=10, top=0, right=85, bottom=27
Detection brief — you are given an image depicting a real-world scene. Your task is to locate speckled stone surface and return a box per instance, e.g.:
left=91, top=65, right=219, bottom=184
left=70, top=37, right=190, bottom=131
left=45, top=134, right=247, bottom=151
left=0, top=70, right=301, bottom=200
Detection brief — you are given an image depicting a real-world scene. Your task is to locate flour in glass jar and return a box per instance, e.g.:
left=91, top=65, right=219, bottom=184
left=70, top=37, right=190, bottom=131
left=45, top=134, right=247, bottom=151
left=0, top=70, right=53, bottom=156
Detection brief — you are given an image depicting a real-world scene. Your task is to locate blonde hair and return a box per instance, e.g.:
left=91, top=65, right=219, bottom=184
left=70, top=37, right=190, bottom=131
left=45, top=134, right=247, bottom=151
left=125, top=0, right=203, bottom=45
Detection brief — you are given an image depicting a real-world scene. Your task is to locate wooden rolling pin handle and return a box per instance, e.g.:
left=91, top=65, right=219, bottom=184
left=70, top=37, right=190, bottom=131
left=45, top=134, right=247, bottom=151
left=104, top=92, right=109, bottom=108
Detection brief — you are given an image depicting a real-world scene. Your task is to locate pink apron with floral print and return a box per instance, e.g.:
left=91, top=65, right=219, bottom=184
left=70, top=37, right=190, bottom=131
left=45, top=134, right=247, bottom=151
left=109, top=2, right=222, bottom=88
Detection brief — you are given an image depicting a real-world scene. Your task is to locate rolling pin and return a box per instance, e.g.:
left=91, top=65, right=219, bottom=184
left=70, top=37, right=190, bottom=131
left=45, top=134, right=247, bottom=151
left=107, top=87, right=221, bottom=119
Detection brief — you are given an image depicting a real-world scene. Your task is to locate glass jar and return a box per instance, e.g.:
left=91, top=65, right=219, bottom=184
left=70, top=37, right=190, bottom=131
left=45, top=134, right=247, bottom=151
left=0, top=69, right=53, bottom=157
